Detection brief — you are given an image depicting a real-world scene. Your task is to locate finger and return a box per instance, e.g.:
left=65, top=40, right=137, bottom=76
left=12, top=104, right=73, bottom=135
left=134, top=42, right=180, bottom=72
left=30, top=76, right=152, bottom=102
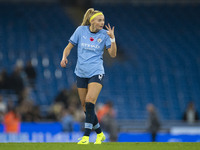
left=107, top=24, right=111, bottom=30
left=108, top=23, right=111, bottom=29
left=61, top=61, right=66, bottom=67
left=62, top=61, right=65, bottom=66
left=112, top=26, right=115, bottom=31
left=105, top=25, right=109, bottom=30
left=60, top=62, right=64, bottom=67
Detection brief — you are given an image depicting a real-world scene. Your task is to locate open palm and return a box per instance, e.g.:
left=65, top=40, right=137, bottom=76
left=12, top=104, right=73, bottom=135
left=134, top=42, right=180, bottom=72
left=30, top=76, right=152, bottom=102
left=105, top=23, right=115, bottom=39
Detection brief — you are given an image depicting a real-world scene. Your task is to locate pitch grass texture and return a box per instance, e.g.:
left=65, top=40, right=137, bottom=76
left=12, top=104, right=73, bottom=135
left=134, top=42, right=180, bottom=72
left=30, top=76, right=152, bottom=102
left=0, top=142, right=199, bottom=150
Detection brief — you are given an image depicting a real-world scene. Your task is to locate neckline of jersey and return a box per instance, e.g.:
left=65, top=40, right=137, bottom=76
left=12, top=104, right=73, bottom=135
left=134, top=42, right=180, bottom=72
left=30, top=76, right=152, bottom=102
left=87, top=26, right=101, bottom=34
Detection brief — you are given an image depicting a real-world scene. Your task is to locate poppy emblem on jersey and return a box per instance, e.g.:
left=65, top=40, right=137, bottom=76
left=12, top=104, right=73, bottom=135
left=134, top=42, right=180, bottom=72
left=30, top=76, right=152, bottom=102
left=97, top=38, right=102, bottom=43
left=90, top=37, right=94, bottom=41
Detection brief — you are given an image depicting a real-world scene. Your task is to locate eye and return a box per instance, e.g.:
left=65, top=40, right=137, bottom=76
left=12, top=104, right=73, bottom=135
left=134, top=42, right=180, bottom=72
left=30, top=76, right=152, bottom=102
left=98, top=19, right=104, bottom=22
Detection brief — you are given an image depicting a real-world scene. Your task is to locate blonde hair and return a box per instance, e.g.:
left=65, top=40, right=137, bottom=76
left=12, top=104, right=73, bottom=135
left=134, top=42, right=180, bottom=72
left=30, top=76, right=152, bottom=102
left=81, top=8, right=103, bottom=26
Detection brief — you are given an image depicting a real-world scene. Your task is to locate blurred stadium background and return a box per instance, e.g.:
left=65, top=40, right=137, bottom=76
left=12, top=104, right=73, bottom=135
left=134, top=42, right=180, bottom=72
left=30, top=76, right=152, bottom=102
left=0, top=0, right=200, bottom=142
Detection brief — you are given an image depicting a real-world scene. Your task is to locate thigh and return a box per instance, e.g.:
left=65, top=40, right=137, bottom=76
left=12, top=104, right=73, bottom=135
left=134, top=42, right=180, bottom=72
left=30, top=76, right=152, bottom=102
left=77, top=88, right=87, bottom=112
left=85, top=82, right=102, bottom=104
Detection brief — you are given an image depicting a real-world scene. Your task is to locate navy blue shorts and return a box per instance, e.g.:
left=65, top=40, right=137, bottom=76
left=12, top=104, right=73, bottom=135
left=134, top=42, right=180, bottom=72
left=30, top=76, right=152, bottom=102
left=76, top=74, right=104, bottom=88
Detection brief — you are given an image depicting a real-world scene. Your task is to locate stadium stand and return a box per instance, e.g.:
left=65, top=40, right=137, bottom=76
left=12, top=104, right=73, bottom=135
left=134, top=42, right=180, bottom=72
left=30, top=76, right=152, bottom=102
left=0, top=3, right=200, bottom=122
left=95, top=4, right=200, bottom=120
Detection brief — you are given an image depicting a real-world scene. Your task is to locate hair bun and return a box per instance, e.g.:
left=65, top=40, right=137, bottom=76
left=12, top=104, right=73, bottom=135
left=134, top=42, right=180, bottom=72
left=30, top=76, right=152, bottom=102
left=87, top=8, right=94, bottom=13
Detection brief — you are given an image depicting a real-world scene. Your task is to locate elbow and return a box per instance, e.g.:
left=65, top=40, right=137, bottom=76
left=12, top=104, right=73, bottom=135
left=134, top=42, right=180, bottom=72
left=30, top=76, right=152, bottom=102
left=108, top=47, right=117, bottom=58
left=110, top=53, right=117, bottom=58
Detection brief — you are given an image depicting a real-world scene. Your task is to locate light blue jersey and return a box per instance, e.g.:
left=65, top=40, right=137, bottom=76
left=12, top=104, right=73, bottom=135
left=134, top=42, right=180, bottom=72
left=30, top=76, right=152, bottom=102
left=69, top=26, right=111, bottom=78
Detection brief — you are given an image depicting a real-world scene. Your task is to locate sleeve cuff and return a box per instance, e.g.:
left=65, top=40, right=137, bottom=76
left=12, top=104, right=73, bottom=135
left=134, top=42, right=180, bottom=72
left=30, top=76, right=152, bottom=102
left=106, top=45, right=111, bottom=49
left=69, top=40, right=77, bottom=46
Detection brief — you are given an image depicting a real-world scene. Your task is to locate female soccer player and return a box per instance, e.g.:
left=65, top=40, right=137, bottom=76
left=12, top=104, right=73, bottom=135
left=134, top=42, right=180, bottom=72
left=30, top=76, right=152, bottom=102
left=60, top=8, right=117, bottom=144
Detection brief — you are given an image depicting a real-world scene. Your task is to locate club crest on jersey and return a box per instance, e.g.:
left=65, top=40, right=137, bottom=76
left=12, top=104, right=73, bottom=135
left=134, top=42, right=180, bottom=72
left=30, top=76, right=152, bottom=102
left=97, top=38, right=102, bottom=43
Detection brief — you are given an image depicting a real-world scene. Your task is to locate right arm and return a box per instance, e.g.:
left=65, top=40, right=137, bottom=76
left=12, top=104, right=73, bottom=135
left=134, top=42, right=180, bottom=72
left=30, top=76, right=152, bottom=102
left=60, top=42, right=74, bottom=67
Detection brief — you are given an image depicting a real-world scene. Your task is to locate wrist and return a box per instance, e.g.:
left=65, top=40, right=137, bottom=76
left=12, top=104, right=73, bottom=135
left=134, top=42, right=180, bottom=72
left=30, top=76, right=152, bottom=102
left=110, top=38, right=115, bottom=43
left=62, top=57, right=66, bottom=60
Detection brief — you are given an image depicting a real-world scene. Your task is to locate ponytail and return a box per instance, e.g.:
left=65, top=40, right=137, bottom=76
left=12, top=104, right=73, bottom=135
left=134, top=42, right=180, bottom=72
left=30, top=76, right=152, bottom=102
left=81, top=8, right=102, bottom=26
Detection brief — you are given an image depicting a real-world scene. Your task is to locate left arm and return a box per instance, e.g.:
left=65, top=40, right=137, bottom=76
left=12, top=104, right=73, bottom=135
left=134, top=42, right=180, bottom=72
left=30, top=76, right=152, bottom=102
left=106, top=23, right=117, bottom=58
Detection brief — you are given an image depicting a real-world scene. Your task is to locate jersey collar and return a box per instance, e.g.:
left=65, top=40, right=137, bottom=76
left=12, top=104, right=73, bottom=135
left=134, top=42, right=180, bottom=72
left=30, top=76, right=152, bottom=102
left=87, top=26, right=101, bottom=34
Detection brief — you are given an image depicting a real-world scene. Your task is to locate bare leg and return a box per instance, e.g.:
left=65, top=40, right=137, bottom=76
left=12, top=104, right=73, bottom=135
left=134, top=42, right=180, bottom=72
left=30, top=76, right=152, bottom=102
left=83, top=82, right=103, bottom=136
left=77, top=88, right=87, bottom=112
left=85, top=82, right=102, bottom=104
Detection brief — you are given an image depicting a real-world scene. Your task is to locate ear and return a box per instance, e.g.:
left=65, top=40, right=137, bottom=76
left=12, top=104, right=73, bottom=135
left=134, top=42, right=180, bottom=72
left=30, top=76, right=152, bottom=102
left=90, top=19, right=95, bottom=24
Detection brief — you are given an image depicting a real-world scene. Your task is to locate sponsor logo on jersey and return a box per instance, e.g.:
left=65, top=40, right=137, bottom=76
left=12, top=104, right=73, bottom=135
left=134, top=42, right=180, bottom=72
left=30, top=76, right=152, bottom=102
left=81, top=43, right=100, bottom=51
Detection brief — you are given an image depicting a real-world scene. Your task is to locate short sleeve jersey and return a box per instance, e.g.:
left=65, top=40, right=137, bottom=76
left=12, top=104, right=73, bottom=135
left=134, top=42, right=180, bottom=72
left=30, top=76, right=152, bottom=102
left=69, top=26, right=111, bottom=78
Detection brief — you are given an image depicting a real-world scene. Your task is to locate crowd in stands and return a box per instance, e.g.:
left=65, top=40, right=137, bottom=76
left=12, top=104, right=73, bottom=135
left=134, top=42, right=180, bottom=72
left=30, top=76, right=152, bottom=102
left=0, top=61, right=119, bottom=141
left=0, top=60, right=38, bottom=122
left=0, top=57, right=199, bottom=142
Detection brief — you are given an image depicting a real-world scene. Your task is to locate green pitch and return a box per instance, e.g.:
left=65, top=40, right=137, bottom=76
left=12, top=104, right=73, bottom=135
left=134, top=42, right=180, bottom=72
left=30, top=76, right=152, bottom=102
left=0, top=142, right=199, bottom=150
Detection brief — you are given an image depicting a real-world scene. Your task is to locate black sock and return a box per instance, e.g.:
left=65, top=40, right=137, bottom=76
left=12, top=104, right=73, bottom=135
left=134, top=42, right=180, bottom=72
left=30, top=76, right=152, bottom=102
left=93, top=114, right=102, bottom=134
left=84, top=111, right=102, bottom=134
left=84, top=102, right=95, bottom=136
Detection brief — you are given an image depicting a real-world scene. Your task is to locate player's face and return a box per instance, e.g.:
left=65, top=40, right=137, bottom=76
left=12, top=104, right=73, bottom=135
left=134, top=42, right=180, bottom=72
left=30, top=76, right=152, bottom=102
left=92, top=15, right=105, bottom=30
